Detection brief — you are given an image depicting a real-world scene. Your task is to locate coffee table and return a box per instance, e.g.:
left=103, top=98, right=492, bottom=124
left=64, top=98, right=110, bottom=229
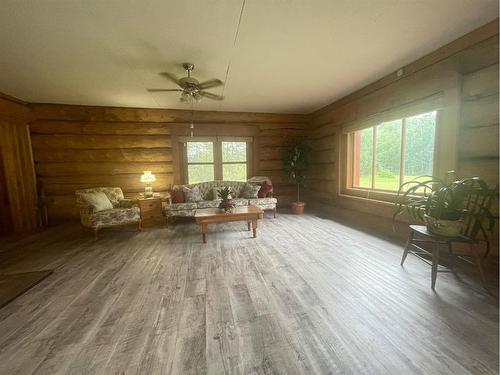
left=194, top=206, right=264, bottom=243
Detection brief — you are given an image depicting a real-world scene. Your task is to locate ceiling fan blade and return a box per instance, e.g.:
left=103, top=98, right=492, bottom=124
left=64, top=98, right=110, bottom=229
left=159, top=72, right=182, bottom=86
left=147, top=88, right=183, bottom=92
left=199, top=91, right=224, bottom=101
left=198, top=79, right=223, bottom=89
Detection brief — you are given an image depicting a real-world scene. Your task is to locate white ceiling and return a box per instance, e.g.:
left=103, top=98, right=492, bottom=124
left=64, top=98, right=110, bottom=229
left=0, top=0, right=497, bottom=114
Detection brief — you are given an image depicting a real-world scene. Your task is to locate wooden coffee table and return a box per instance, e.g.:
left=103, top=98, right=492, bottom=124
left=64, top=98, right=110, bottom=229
left=194, top=206, right=264, bottom=243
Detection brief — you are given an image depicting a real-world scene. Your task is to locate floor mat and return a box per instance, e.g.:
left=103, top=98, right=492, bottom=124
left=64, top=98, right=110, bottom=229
left=0, top=270, right=53, bottom=308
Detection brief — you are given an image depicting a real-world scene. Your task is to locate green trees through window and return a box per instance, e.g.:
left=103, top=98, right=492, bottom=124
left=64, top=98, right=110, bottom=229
left=352, top=111, right=436, bottom=191
left=186, top=140, right=248, bottom=184
left=222, top=142, right=247, bottom=181
left=187, top=142, right=214, bottom=184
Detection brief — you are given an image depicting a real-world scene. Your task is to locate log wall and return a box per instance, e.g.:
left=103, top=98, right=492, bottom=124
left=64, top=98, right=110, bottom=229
left=458, top=63, right=499, bottom=186
left=29, top=104, right=307, bottom=222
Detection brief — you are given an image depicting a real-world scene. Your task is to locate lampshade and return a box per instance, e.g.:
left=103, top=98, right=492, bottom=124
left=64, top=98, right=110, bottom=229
left=180, top=92, right=190, bottom=103
left=141, top=171, right=156, bottom=183
left=194, top=92, right=203, bottom=102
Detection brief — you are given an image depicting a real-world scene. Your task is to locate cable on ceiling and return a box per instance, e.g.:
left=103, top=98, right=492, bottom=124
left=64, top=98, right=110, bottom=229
left=219, top=0, right=246, bottom=109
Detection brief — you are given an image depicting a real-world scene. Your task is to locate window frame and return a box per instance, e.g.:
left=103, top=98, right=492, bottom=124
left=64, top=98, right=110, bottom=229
left=184, top=140, right=216, bottom=184
left=221, top=141, right=249, bottom=181
left=342, top=110, right=440, bottom=201
left=180, top=137, right=252, bottom=184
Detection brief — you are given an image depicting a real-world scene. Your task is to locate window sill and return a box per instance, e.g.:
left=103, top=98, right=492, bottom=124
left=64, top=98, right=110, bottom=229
left=337, top=189, right=402, bottom=222
left=341, top=187, right=400, bottom=204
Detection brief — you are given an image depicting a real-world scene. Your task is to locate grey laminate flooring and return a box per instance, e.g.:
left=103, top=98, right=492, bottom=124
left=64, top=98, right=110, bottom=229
left=0, top=213, right=497, bottom=374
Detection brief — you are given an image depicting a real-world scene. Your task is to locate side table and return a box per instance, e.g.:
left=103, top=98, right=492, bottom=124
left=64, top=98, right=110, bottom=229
left=137, top=198, right=165, bottom=228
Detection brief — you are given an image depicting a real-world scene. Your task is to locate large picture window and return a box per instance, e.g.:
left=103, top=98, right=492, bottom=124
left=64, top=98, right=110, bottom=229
left=183, top=138, right=250, bottom=184
left=350, top=111, right=437, bottom=192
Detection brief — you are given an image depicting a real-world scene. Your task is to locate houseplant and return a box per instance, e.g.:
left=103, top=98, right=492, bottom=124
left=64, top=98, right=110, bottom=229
left=393, top=171, right=495, bottom=237
left=217, top=186, right=235, bottom=213
left=284, top=138, right=311, bottom=215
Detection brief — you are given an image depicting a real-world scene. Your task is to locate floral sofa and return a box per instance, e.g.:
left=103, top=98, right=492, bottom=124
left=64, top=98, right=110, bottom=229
left=75, top=187, right=141, bottom=237
left=165, top=180, right=277, bottom=219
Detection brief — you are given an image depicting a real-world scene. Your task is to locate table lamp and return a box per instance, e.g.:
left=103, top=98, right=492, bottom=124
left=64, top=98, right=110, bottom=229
left=141, top=171, right=156, bottom=197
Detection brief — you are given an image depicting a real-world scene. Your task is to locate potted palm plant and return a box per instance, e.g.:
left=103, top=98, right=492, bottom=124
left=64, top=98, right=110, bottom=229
left=284, top=138, right=311, bottom=215
left=393, top=171, right=496, bottom=237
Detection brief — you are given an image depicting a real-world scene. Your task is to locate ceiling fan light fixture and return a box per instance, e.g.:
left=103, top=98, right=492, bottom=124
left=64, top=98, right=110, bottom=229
left=148, top=63, right=224, bottom=104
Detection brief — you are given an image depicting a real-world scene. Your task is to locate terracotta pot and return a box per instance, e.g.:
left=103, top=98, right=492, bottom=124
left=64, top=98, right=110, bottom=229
left=291, top=202, right=306, bottom=215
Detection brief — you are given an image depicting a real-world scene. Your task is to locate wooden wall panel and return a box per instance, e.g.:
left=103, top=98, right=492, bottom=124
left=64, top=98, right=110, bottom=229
left=458, top=159, right=499, bottom=187
left=35, top=162, right=174, bottom=177
left=258, top=146, right=286, bottom=161
left=458, top=125, right=499, bottom=158
left=458, top=62, right=499, bottom=189
left=0, top=94, right=38, bottom=235
left=30, top=104, right=308, bottom=123
left=42, top=174, right=174, bottom=195
left=461, top=64, right=499, bottom=99
left=28, top=118, right=176, bottom=223
left=457, top=62, right=499, bottom=255
left=29, top=104, right=307, bottom=222
left=30, top=121, right=172, bottom=135
left=31, top=134, right=172, bottom=149
left=33, top=148, right=173, bottom=163
left=461, top=94, right=499, bottom=128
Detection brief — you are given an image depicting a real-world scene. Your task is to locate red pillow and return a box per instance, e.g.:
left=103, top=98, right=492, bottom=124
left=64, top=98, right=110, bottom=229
left=169, top=189, right=185, bottom=203
left=258, top=182, right=273, bottom=198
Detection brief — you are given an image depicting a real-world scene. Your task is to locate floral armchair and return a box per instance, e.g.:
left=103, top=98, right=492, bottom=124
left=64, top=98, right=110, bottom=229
left=75, top=187, right=141, bottom=237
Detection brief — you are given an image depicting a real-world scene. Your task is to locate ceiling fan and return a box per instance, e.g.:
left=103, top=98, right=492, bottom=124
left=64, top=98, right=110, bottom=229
left=147, top=63, right=224, bottom=102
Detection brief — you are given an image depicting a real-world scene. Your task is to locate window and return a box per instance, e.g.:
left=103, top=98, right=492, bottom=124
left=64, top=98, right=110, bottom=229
left=222, top=142, right=247, bottom=181
left=186, top=142, right=215, bottom=184
left=183, top=138, right=250, bottom=183
left=350, top=111, right=437, bottom=192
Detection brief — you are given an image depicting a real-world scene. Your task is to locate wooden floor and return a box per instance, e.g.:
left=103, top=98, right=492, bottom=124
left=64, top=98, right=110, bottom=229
left=0, top=213, right=498, bottom=374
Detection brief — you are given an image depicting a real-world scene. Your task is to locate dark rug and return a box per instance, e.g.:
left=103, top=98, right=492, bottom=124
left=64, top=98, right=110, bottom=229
left=0, top=270, right=53, bottom=309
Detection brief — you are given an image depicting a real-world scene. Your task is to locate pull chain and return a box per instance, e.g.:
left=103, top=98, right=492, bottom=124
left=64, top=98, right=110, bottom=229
left=190, top=100, right=194, bottom=137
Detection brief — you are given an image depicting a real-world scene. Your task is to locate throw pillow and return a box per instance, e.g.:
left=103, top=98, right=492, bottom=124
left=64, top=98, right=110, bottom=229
left=81, top=192, right=114, bottom=212
left=241, top=183, right=260, bottom=199
left=258, top=182, right=273, bottom=198
left=184, top=186, right=203, bottom=202
left=169, top=189, right=185, bottom=204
